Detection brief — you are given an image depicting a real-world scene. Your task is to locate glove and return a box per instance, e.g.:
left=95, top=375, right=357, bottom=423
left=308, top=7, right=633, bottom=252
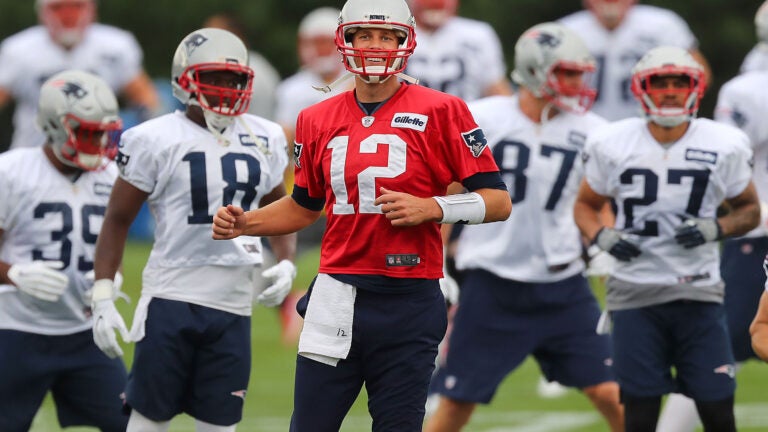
left=674, top=218, right=722, bottom=249
left=439, top=273, right=460, bottom=304
left=91, top=279, right=129, bottom=359
left=585, top=245, right=617, bottom=277
left=593, top=227, right=641, bottom=262
left=83, top=270, right=127, bottom=304
left=257, top=260, right=296, bottom=307
left=7, top=261, right=69, bottom=302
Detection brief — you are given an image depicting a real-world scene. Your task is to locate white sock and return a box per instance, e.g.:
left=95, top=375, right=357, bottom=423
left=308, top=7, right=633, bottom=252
left=657, top=393, right=700, bottom=432
left=127, top=410, right=171, bottom=432
left=195, top=419, right=237, bottom=432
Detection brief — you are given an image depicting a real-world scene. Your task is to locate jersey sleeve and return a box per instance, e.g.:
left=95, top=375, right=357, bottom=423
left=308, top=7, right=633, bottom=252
left=582, top=134, right=613, bottom=196
left=722, top=132, right=754, bottom=199
left=714, top=79, right=761, bottom=149
left=0, top=37, right=17, bottom=91
left=110, top=30, right=144, bottom=90
left=0, top=162, right=10, bottom=229
left=116, top=127, right=160, bottom=193
left=263, top=127, right=289, bottom=193
left=292, top=109, right=325, bottom=200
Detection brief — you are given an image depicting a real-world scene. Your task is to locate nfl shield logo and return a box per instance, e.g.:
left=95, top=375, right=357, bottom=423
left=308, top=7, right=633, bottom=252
left=362, top=116, right=375, bottom=128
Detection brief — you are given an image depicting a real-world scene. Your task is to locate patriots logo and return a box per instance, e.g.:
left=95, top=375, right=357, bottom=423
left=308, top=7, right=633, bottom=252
left=294, top=143, right=303, bottom=168
left=713, top=364, right=736, bottom=378
left=53, top=81, right=88, bottom=100
left=115, top=151, right=130, bottom=168
left=534, top=31, right=561, bottom=48
left=184, top=33, right=208, bottom=55
left=730, top=109, right=747, bottom=128
left=461, top=128, right=488, bottom=158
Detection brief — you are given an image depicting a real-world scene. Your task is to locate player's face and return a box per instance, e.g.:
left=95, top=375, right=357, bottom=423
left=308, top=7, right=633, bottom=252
left=45, top=0, right=91, bottom=28
left=299, top=35, right=340, bottom=75
left=584, top=0, right=634, bottom=29
left=553, top=66, right=587, bottom=97
left=197, top=70, right=250, bottom=109
left=411, top=0, right=457, bottom=30
left=646, top=74, right=693, bottom=108
left=350, top=28, right=401, bottom=70
left=39, top=0, right=95, bottom=47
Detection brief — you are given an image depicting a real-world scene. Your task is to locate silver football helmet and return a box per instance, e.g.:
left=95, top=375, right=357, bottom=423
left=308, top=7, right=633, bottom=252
left=37, top=70, right=122, bottom=171
left=756, top=1, right=768, bottom=44
left=298, top=7, right=342, bottom=76
left=171, top=28, right=254, bottom=133
left=511, top=22, right=597, bottom=114
left=336, top=0, right=417, bottom=83
left=630, top=46, right=706, bottom=127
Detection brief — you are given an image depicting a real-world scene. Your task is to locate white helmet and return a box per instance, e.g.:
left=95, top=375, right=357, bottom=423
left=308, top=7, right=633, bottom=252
left=630, top=46, right=706, bottom=127
left=171, top=28, right=254, bottom=133
left=511, top=22, right=597, bottom=114
left=36, top=0, right=95, bottom=48
left=37, top=70, right=122, bottom=171
left=298, top=7, right=342, bottom=76
left=336, top=0, right=417, bottom=83
left=756, top=1, right=768, bottom=43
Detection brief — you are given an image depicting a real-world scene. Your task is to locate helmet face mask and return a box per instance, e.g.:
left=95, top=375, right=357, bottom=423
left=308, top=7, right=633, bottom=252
left=172, top=28, right=254, bottom=132
left=512, top=23, right=597, bottom=114
left=37, top=0, right=95, bottom=48
left=336, top=0, right=417, bottom=83
left=37, top=70, right=122, bottom=171
left=630, top=46, right=706, bottom=127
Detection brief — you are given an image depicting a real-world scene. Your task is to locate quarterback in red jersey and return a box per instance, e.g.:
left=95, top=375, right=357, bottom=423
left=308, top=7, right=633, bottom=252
left=212, top=0, right=510, bottom=429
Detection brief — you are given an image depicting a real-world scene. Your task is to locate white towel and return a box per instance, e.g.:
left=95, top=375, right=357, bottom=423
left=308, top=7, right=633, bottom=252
left=298, top=273, right=356, bottom=366
left=127, top=295, right=152, bottom=342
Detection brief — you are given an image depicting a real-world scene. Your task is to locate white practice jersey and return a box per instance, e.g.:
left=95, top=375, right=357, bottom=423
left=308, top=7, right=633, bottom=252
left=118, top=111, right=288, bottom=315
left=740, top=43, right=768, bottom=73
left=247, top=50, right=281, bottom=121
left=455, top=96, right=607, bottom=282
left=560, top=5, right=697, bottom=121
left=584, top=118, right=753, bottom=286
left=0, top=148, right=117, bottom=335
left=0, top=24, right=144, bottom=150
left=275, top=69, right=349, bottom=130
left=404, top=17, right=507, bottom=102
left=715, top=71, right=768, bottom=237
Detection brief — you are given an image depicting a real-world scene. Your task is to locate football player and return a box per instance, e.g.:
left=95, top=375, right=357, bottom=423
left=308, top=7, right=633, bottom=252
left=740, top=1, right=768, bottom=73
left=424, top=23, right=623, bottom=432
left=0, top=70, right=126, bottom=432
left=211, top=0, right=511, bottom=429
left=0, top=0, right=160, bottom=150
left=404, top=0, right=512, bottom=101
left=91, top=28, right=296, bottom=432
left=559, top=0, right=711, bottom=121
left=574, top=45, right=760, bottom=432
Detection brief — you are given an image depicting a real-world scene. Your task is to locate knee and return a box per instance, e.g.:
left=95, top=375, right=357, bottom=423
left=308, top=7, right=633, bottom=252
left=423, top=397, right=476, bottom=432
left=583, top=381, right=620, bottom=405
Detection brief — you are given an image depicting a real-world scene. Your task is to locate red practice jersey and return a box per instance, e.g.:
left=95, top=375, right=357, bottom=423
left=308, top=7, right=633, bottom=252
left=294, top=83, right=500, bottom=279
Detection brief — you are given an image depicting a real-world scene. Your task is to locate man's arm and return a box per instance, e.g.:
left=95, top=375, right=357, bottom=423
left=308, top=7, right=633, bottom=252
left=573, top=179, right=610, bottom=241
left=719, top=182, right=761, bottom=238
left=213, top=195, right=322, bottom=240
left=260, top=183, right=297, bottom=263
left=120, top=71, right=161, bottom=117
left=750, top=290, right=768, bottom=362
left=94, top=178, right=149, bottom=280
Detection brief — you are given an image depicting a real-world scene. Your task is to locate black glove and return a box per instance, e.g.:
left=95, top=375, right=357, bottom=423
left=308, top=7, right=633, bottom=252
left=593, top=227, right=642, bottom=262
left=674, top=218, right=722, bottom=249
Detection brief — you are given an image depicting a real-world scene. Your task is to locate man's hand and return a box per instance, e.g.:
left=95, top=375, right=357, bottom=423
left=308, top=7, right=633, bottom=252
left=674, top=218, right=722, bottom=248
left=375, top=187, right=441, bottom=226
left=257, top=260, right=297, bottom=307
left=7, top=261, right=69, bottom=302
left=91, top=279, right=129, bottom=358
left=593, top=228, right=641, bottom=262
left=212, top=205, right=247, bottom=239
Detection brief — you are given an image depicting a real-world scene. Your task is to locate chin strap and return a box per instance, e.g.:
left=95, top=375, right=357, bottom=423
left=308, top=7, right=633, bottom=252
left=312, top=71, right=420, bottom=94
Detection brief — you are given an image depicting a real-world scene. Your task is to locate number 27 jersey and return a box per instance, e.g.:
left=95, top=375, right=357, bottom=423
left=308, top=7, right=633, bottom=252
left=294, top=84, right=501, bottom=279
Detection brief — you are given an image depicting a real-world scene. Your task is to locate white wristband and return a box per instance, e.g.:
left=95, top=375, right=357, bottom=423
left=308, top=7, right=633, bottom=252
left=433, top=192, right=486, bottom=224
left=91, top=279, right=114, bottom=303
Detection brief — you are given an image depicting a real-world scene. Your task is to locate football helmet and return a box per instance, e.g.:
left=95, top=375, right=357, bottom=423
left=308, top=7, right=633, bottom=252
left=298, top=7, right=342, bottom=76
left=37, top=70, right=122, bottom=171
left=583, top=0, right=635, bottom=29
left=511, top=22, right=597, bottom=114
left=171, top=28, right=254, bottom=133
left=36, top=0, right=95, bottom=48
left=336, top=0, right=417, bottom=83
left=630, top=46, right=706, bottom=127
left=409, top=0, right=457, bottom=30
left=756, top=1, right=768, bottom=44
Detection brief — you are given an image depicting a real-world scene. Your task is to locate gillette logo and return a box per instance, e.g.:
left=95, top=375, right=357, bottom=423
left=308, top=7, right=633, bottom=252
left=391, top=113, right=428, bottom=132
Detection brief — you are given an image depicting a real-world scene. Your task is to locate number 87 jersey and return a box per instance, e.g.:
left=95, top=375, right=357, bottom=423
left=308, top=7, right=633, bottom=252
left=293, top=84, right=501, bottom=279
left=583, top=117, right=753, bottom=286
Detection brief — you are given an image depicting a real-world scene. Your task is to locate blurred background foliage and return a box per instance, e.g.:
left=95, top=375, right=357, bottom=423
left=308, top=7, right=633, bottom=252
left=0, top=0, right=761, bottom=126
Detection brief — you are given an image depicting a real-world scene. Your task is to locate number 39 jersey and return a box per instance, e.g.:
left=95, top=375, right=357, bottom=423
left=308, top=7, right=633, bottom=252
left=455, top=96, right=607, bottom=282
left=584, top=118, right=753, bottom=286
left=0, top=148, right=117, bottom=335
left=118, top=111, right=288, bottom=311
left=293, top=83, right=501, bottom=279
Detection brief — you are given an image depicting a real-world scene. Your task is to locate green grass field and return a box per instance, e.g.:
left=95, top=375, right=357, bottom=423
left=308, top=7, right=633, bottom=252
left=30, top=241, right=768, bottom=431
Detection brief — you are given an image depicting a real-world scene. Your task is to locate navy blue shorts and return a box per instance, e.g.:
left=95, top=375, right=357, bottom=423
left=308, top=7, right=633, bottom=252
left=0, top=329, right=128, bottom=432
left=721, top=237, right=768, bottom=361
left=125, top=298, right=251, bottom=426
left=431, top=269, right=614, bottom=404
left=611, top=301, right=736, bottom=401
left=290, top=283, right=447, bottom=432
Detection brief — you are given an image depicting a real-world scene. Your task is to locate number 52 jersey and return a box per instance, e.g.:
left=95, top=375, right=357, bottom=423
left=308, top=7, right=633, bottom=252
left=583, top=117, right=753, bottom=286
